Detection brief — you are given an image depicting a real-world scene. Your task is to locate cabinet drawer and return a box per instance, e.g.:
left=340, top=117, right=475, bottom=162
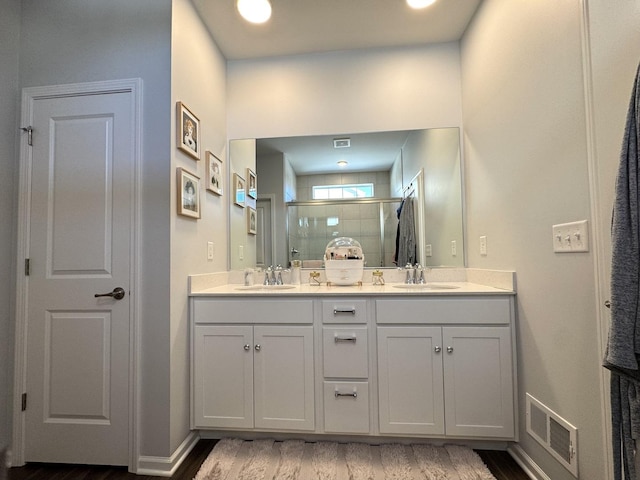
left=193, top=298, right=313, bottom=324
left=323, top=327, right=368, bottom=378
left=322, top=299, right=368, bottom=324
left=323, top=382, right=370, bottom=434
left=376, top=297, right=511, bottom=325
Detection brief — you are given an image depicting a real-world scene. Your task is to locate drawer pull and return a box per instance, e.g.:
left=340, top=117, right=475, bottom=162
left=334, top=336, right=357, bottom=343
left=434, top=346, right=441, bottom=353
left=335, top=391, right=358, bottom=398
left=447, top=346, right=454, bottom=353
left=334, top=308, right=356, bottom=315
left=244, top=344, right=251, bottom=351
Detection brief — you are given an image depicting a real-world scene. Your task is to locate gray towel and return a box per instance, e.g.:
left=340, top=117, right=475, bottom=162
left=605, top=61, right=640, bottom=480
left=397, top=197, right=416, bottom=266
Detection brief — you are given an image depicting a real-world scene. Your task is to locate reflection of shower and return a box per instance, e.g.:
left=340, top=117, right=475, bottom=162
left=287, top=199, right=402, bottom=268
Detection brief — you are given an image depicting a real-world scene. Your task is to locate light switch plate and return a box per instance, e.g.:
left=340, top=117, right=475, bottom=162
left=207, top=241, right=214, bottom=260
left=552, top=220, right=589, bottom=253
left=425, top=244, right=432, bottom=257
left=451, top=240, right=457, bottom=256
left=480, top=236, right=487, bottom=256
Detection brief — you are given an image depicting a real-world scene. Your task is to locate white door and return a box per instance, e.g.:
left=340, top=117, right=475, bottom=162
left=254, top=325, right=315, bottom=431
left=23, top=88, right=134, bottom=465
left=256, top=196, right=273, bottom=268
left=377, top=326, right=444, bottom=435
left=192, top=325, right=254, bottom=429
left=442, top=326, right=514, bottom=438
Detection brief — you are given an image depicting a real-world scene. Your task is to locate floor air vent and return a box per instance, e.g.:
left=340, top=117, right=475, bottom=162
left=526, top=393, right=578, bottom=477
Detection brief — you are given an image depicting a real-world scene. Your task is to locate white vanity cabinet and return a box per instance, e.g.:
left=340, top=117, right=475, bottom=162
left=192, top=298, right=315, bottom=431
left=376, top=297, right=515, bottom=439
left=190, top=287, right=517, bottom=442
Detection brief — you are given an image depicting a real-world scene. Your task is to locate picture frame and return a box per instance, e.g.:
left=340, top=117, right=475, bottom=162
left=247, top=168, right=257, bottom=199
left=176, top=101, right=200, bottom=160
left=247, top=207, right=257, bottom=235
left=205, top=151, right=223, bottom=196
left=234, top=173, right=246, bottom=207
left=177, top=167, right=201, bottom=218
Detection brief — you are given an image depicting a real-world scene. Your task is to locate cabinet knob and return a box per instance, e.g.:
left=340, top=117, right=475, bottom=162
left=434, top=346, right=442, bottom=353
left=244, top=344, right=251, bottom=351
left=447, top=346, right=454, bottom=353
left=255, top=344, right=261, bottom=352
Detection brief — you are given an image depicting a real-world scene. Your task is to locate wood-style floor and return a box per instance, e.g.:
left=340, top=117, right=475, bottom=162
left=8, top=439, right=530, bottom=480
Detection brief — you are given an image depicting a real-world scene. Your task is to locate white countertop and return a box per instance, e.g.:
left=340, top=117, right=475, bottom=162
left=190, top=281, right=514, bottom=297
left=188, top=268, right=516, bottom=297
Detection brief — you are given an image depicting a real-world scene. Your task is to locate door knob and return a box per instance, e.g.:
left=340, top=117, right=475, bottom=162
left=94, top=287, right=126, bottom=300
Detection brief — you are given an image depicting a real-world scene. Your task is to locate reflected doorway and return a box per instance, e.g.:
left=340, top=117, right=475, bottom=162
left=256, top=195, right=276, bottom=268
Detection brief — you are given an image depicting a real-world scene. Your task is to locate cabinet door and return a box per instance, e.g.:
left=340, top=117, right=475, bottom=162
left=193, top=325, right=254, bottom=428
left=254, top=325, right=315, bottom=431
left=442, top=326, right=514, bottom=438
left=377, top=326, right=444, bottom=435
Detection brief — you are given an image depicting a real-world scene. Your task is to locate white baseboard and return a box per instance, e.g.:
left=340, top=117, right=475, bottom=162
left=136, top=431, right=200, bottom=477
left=508, top=444, right=551, bottom=480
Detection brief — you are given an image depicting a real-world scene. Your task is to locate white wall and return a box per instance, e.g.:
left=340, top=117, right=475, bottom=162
left=0, top=0, right=21, bottom=454
left=227, top=43, right=463, bottom=141
left=229, top=139, right=257, bottom=269
left=402, top=128, right=463, bottom=267
left=18, top=0, right=175, bottom=458
left=169, top=0, right=228, bottom=453
left=461, top=1, right=604, bottom=478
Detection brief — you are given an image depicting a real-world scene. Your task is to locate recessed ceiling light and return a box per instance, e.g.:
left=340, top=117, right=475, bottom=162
left=407, top=0, right=437, bottom=9
left=337, top=160, right=348, bottom=168
left=237, top=0, right=272, bottom=24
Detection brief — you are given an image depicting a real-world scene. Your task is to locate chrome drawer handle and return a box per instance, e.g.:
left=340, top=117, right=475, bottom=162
left=334, top=336, right=356, bottom=343
left=335, top=391, right=358, bottom=398
left=447, top=346, right=454, bottom=353
left=333, top=308, right=356, bottom=315
left=434, top=346, right=441, bottom=353
left=244, top=344, right=251, bottom=351
left=255, top=344, right=261, bottom=352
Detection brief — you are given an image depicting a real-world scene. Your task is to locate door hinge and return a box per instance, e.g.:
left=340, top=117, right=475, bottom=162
left=20, top=126, right=33, bottom=146
left=24, top=258, right=30, bottom=276
left=21, top=393, right=27, bottom=411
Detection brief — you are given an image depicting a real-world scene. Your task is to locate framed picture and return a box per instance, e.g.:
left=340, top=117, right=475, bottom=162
left=176, top=101, right=200, bottom=160
left=247, top=207, right=257, bottom=235
left=234, top=173, right=246, bottom=207
left=206, top=151, right=223, bottom=196
left=247, top=168, right=257, bottom=199
left=177, top=167, right=200, bottom=218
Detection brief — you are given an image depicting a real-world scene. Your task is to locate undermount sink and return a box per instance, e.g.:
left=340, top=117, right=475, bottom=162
left=392, top=283, right=460, bottom=290
left=234, top=284, right=298, bottom=291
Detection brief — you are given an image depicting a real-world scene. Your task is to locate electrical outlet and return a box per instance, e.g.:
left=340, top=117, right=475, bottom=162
left=480, top=236, right=487, bottom=256
left=207, top=242, right=214, bottom=260
left=239, top=245, right=244, bottom=260
left=425, top=244, right=432, bottom=257
left=451, top=240, right=457, bottom=256
left=552, top=220, right=589, bottom=253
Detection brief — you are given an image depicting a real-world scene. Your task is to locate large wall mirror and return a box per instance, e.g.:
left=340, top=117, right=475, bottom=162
left=229, top=127, right=464, bottom=271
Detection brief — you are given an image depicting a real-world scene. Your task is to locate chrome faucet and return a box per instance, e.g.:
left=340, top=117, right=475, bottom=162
left=264, top=266, right=274, bottom=285
left=415, top=263, right=425, bottom=284
left=404, top=263, right=415, bottom=284
left=275, top=265, right=284, bottom=285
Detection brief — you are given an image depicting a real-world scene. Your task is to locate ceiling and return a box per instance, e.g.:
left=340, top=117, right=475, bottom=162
left=196, top=0, right=480, bottom=174
left=256, top=130, right=416, bottom=175
left=191, top=0, right=482, bottom=60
